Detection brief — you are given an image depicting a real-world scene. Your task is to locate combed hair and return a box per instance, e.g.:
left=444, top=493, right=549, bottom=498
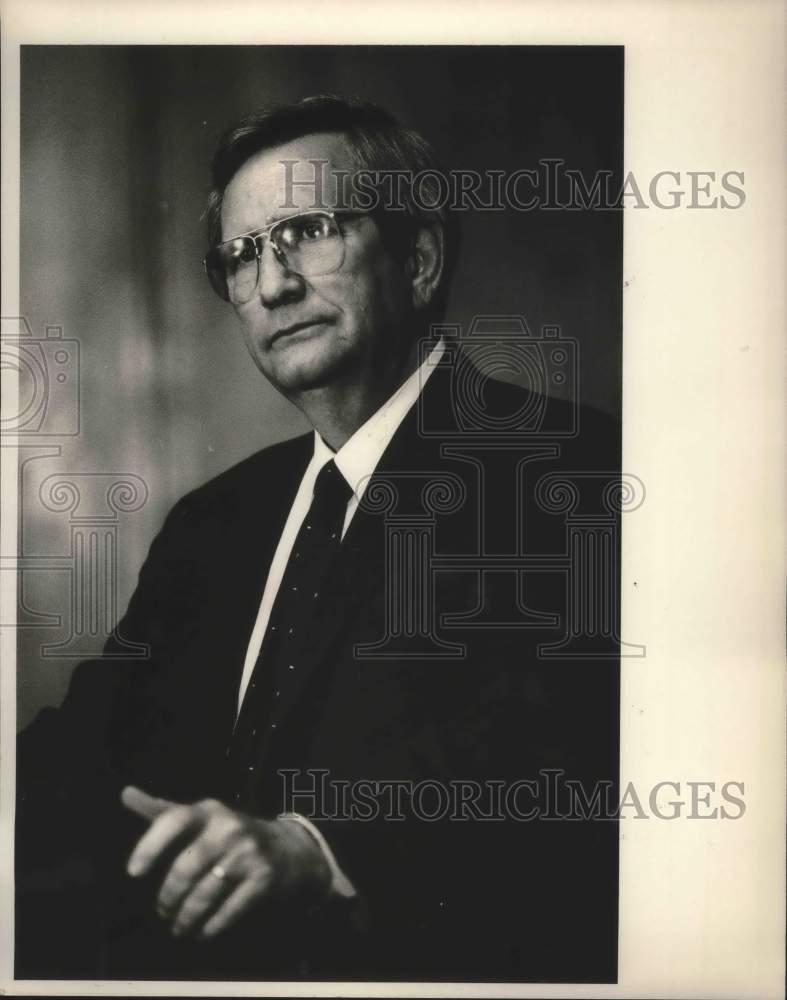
left=205, top=94, right=460, bottom=317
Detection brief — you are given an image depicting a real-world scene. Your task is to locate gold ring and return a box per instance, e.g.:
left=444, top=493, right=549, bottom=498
left=210, top=864, right=227, bottom=880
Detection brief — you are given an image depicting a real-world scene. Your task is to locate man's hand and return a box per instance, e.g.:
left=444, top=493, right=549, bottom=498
left=120, top=786, right=331, bottom=939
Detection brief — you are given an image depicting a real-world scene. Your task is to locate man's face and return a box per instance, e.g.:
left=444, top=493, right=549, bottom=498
left=220, top=132, right=414, bottom=396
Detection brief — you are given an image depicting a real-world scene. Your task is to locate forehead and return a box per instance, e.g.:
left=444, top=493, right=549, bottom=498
left=220, top=131, right=355, bottom=238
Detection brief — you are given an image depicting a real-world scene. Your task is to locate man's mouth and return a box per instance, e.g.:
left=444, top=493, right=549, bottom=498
left=271, top=320, right=330, bottom=344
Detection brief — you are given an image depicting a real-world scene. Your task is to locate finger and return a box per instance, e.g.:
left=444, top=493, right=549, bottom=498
left=199, top=877, right=271, bottom=939
left=170, top=863, right=236, bottom=937
left=171, top=836, right=274, bottom=938
left=156, top=841, right=218, bottom=918
left=121, top=785, right=175, bottom=823
left=156, top=808, right=245, bottom=915
left=127, top=805, right=197, bottom=878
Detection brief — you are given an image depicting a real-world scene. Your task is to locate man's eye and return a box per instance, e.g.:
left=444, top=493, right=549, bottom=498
left=280, top=217, right=332, bottom=245
left=235, top=241, right=258, bottom=264
left=302, top=221, right=327, bottom=240
left=223, top=240, right=257, bottom=271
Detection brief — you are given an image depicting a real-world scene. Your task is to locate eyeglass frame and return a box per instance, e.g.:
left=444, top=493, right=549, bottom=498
left=202, top=208, right=367, bottom=303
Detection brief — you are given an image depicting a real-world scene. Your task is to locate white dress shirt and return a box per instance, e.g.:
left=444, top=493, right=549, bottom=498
left=236, top=338, right=445, bottom=898
left=237, top=337, right=445, bottom=712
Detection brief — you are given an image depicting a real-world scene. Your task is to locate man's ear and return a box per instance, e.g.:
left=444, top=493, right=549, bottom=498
left=408, top=223, right=445, bottom=311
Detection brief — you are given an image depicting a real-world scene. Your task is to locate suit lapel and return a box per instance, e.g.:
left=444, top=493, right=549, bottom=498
left=270, top=364, right=454, bottom=732
left=187, top=434, right=315, bottom=743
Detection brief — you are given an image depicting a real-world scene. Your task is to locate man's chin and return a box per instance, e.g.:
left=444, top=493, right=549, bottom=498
left=262, top=344, right=350, bottom=395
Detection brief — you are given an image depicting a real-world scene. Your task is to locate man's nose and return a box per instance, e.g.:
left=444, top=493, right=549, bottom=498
left=257, top=240, right=304, bottom=307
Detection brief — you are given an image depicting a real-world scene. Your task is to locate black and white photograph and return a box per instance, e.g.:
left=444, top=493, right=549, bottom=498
left=1, top=2, right=784, bottom=997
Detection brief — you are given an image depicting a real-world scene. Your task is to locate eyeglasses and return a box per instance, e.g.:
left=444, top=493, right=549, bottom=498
left=203, top=209, right=359, bottom=305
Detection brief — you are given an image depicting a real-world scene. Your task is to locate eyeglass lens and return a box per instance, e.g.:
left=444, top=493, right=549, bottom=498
left=205, top=213, right=344, bottom=304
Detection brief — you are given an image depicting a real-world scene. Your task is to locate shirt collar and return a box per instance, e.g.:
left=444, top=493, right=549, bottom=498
left=312, top=337, right=446, bottom=501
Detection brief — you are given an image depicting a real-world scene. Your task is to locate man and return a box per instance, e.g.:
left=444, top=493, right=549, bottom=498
left=16, top=95, right=619, bottom=982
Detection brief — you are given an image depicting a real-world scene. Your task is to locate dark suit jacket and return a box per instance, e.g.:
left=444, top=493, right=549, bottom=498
left=16, top=352, right=620, bottom=983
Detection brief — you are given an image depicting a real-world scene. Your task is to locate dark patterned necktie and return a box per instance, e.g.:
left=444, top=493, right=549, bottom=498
left=225, top=458, right=353, bottom=809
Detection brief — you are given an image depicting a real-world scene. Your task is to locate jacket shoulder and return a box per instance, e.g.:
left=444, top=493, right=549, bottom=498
left=164, top=432, right=313, bottom=529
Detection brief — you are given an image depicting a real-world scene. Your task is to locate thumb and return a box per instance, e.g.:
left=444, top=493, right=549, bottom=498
left=121, top=785, right=174, bottom=822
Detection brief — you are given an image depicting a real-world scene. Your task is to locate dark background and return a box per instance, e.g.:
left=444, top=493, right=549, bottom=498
left=18, top=45, right=623, bottom=726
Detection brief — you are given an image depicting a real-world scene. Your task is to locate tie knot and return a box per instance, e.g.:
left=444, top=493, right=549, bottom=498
left=313, top=459, right=353, bottom=507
